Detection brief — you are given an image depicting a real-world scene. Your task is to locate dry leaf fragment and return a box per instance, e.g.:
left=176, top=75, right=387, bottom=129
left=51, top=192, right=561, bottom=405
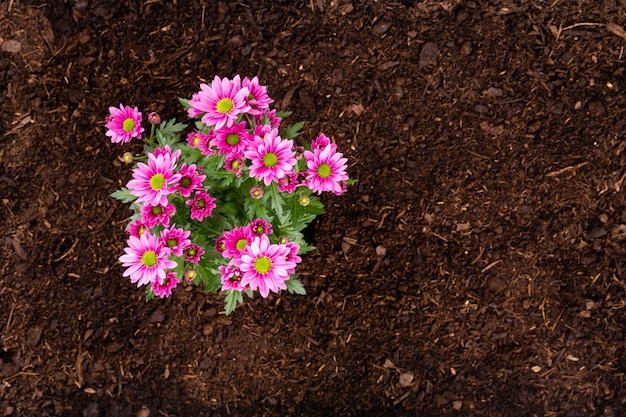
left=399, top=372, right=414, bottom=387
left=606, top=23, right=626, bottom=40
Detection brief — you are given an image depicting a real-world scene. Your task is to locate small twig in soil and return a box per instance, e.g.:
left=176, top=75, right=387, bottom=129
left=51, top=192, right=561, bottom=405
left=545, top=162, right=588, bottom=177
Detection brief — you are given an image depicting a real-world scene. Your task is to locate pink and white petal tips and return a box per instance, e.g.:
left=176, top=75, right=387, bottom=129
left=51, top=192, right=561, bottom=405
left=187, top=75, right=251, bottom=130
left=231, top=235, right=296, bottom=298
left=244, top=129, right=297, bottom=186
left=243, top=76, right=273, bottom=116
left=105, top=104, right=145, bottom=144
left=151, top=271, right=179, bottom=298
left=158, top=225, right=192, bottom=257
left=126, top=151, right=181, bottom=207
left=304, top=142, right=349, bottom=195
left=119, top=232, right=176, bottom=287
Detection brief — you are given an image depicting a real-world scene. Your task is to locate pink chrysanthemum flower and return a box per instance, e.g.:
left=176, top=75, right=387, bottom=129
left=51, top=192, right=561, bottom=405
left=250, top=186, right=263, bottom=200
left=215, top=236, right=227, bottom=255
left=105, top=104, right=145, bottom=144
left=184, top=269, right=196, bottom=281
left=224, top=154, right=244, bottom=177
left=148, top=112, right=161, bottom=124
left=249, top=218, right=273, bottom=237
left=198, top=131, right=217, bottom=157
left=177, top=163, right=206, bottom=198
left=152, top=271, right=179, bottom=298
left=126, top=151, right=181, bottom=207
left=153, top=145, right=181, bottom=163
left=231, top=235, right=297, bottom=298
left=311, top=133, right=332, bottom=150
left=211, top=121, right=251, bottom=157
left=184, top=244, right=204, bottom=265
left=284, top=240, right=302, bottom=274
left=219, top=265, right=246, bottom=292
left=244, top=129, right=297, bottom=186
left=303, top=143, right=349, bottom=195
left=243, top=76, right=273, bottom=116
left=278, top=172, right=299, bottom=193
left=126, top=219, right=148, bottom=238
left=221, top=226, right=254, bottom=258
left=185, top=190, right=217, bottom=221
left=253, top=109, right=282, bottom=129
left=188, top=75, right=251, bottom=130
left=253, top=122, right=275, bottom=139
left=186, top=130, right=207, bottom=149
left=119, top=232, right=176, bottom=287
left=158, top=226, right=192, bottom=257
left=140, top=202, right=176, bottom=229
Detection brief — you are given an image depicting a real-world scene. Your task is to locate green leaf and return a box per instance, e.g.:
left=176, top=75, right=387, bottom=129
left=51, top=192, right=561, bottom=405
left=224, top=289, right=244, bottom=315
left=281, top=121, right=305, bottom=139
left=111, top=187, right=137, bottom=204
left=285, top=278, right=306, bottom=295
left=145, top=286, right=155, bottom=302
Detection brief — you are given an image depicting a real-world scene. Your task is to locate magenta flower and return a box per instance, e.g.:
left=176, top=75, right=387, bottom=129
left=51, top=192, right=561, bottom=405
left=311, top=133, right=331, bottom=150
left=186, top=190, right=217, bottom=221
left=215, top=236, right=227, bottom=255
left=148, top=112, right=161, bottom=124
left=224, top=154, right=243, bottom=177
left=105, top=104, right=145, bottom=144
left=188, top=75, right=251, bottom=130
left=221, top=226, right=254, bottom=258
left=232, top=235, right=297, bottom=298
left=303, top=143, right=349, bottom=195
left=177, top=163, right=206, bottom=198
left=185, top=244, right=204, bottom=265
left=140, top=202, right=176, bottom=228
left=243, top=76, right=273, bottom=115
left=126, top=219, right=148, bottom=238
left=254, top=109, right=282, bottom=129
left=219, top=265, right=246, bottom=291
left=211, top=121, right=251, bottom=157
left=152, top=145, right=181, bottom=163
left=278, top=172, right=299, bottom=193
left=186, top=130, right=207, bottom=149
left=249, top=218, right=273, bottom=237
left=244, top=129, right=297, bottom=186
left=250, top=186, right=263, bottom=200
left=152, top=271, right=179, bottom=298
left=127, top=151, right=181, bottom=207
left=158, top=226, right=191, bottom=257
left=119, top=232, right=176, bottom=287
left=284, top=240, right=302, bottom=274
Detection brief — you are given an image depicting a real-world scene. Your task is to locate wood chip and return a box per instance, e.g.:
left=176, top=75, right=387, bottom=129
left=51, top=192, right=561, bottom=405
left=606, top=22, right=626, bottom=40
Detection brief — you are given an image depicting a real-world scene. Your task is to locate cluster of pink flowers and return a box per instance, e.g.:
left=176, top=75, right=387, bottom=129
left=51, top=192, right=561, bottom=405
left=108, top=75, right=349, bottom=308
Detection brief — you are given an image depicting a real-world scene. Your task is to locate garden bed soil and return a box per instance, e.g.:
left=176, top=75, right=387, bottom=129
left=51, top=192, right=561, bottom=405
left=2, top=0, right=626, bottom=416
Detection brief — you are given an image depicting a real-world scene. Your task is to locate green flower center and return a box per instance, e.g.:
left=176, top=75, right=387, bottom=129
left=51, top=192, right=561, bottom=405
left=216, top=98, right=234, bottom=114
left=254, top=256, right=272, bottom=274
left=141, top=250, right=157, bottom=267
left=230, top=273, right=241, bottom=282
left=180, top=177, right=192, bottom=188
left=226, top=134, right=240, bottom=146
left=255, top=226, right=264, bottom=235
left=122, top=118, right=135, bottom=132
left=187, top=248, right=197, bottom=257
left=152, top=206, right=163, bottom=215
left=317, top=163, right=332, bottom=179
left=150, top=173, right=166, bottom=190
left=263, top=152, right=278, bottom=167
left=198, top=199, right=206, bottom=208
left=235, top=239, right=248, bottom=250
left=231, top=160, right=241, bottom=170
left=166, top=238, right=178, bottom=248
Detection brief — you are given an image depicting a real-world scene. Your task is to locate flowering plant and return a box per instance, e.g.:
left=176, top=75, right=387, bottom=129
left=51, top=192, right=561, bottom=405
left=107, top=75, right=350, bottom=314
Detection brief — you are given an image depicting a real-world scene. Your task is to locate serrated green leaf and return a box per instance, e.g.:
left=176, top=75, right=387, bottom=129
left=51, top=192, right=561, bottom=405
left=285, top=278, right=306, bottom=295
left=281, top=121, right=305, bottom=139
left=111, top=187, right=137, bottom=204
left=224, top=289, right=244, bottom=315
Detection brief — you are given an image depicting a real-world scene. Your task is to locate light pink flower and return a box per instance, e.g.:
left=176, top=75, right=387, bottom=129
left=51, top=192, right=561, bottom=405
left=231, top=235, right=296, bottom=298
left=158, top=226, right=191, bottom=257
left=186, top=190, right=216, bottom=221
left=304, top=143, right=349, bottom=195
left=250, top=186, right=263, bottom=200
left=243, top=76, right=273, bottom=115
left=188, top=75, right=251, bottom=130
left=219, top=265, right=246, bottom=291
left=105, top=104, right=144, bottom=144
left=119, top=232, right=176, bottom=287
left=177, top=163, right=206, bottom=198
left=244, top=129, right=296, bottom=186
left=220, top=226, right=254, bottom=258
left=152, top=271, right=179, bottom=298
left=126, top=151, right=180, bottom=207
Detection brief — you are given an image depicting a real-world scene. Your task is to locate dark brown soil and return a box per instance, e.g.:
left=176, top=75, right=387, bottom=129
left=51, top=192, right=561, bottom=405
left=2, top=0, right=626, bottom=416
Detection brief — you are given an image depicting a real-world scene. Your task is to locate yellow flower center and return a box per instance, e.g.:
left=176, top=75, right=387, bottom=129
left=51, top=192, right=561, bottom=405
left=216, top=98, right=234, bottom=114
left=150, top=173, right=166, bottom=190
left=263, top=152, right=278, bottom=167
left=317, top=163, right=332, bottom=178
left=141, top=250, right=157, bottom=267
left=226, top=133, right=240, bottom=146
left=122, top=118, right=135, bottom=132
left=253, top=256, right=272, bottom=274
left=235, top=239, right=248, bottom=250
